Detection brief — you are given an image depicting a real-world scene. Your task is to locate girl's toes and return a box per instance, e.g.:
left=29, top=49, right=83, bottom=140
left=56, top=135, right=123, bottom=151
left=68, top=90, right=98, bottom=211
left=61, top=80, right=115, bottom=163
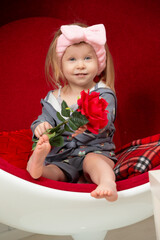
left=42, top=134, right=49, bottom=142
left=91, top=190, right=97, bottom=198
left=37, top=138, right=43, bottom=146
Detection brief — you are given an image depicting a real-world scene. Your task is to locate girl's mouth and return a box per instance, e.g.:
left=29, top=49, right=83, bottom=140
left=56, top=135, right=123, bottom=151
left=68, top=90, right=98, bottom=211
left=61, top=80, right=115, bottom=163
left=75, top=73, right=88, bottom=76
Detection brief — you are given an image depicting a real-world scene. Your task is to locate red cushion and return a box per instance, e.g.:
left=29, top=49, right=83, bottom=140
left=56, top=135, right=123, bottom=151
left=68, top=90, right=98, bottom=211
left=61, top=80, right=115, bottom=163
left=0, top=129, right=160, bottom=192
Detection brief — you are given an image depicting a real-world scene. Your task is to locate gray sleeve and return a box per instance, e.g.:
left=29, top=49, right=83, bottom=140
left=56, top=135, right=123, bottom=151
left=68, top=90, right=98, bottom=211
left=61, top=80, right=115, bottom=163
left=100, top=91, right=117, bottom=130
left=31, top=104, right=56, bottom=136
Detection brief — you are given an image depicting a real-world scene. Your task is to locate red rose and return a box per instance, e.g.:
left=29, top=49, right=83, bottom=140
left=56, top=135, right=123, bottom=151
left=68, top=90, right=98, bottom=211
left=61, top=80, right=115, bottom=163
left=77, top=90, right=109, bottom=134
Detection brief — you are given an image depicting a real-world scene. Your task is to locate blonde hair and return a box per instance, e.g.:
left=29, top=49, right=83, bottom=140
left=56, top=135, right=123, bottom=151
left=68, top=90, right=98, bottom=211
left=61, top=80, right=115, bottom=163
left=45, top=23, right=115, bottom=92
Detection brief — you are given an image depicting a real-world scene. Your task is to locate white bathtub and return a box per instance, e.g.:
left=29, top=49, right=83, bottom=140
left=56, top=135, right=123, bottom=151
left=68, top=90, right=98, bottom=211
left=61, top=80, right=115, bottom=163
left=0, top=169, right=153, bottom=240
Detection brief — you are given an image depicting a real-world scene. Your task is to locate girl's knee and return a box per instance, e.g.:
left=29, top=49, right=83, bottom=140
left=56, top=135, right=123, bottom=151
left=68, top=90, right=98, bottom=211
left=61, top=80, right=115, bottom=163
left=83, top=152, right=115, bottom=170
left=83, top=152, right=94, bottom=162
left=83, top=153, right=96, bottom=169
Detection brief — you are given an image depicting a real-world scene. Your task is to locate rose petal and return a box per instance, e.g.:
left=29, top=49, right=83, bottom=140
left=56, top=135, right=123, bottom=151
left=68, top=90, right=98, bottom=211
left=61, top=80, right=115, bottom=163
left=77, top=90, right=109, bottom=134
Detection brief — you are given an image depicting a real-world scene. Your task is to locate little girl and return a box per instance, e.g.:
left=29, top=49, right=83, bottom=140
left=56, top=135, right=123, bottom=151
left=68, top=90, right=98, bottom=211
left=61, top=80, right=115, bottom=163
left=27, top=23, right=118, bottom=201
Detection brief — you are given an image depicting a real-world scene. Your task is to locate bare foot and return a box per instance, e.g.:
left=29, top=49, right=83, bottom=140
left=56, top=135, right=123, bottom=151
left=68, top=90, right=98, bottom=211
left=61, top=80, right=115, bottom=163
left=27, top=134, right=51, bottom=179
left=91, top=181, right=118, bottom=202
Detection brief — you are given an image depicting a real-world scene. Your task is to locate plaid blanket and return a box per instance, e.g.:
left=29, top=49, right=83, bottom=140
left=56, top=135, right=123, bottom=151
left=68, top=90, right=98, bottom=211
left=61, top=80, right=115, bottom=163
left=114, top=134, right=160, bottom=180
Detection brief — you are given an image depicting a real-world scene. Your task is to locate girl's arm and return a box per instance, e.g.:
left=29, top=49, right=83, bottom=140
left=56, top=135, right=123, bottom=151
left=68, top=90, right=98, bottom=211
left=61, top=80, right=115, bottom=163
left=101, top=91, right=117, bottom=126
left=31, top=104, right=56, bottom=139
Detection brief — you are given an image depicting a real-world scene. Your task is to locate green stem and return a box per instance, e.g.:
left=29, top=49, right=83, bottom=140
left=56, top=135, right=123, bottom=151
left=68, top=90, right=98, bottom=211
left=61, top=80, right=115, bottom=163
left=45, top=119, right=69, bottom=136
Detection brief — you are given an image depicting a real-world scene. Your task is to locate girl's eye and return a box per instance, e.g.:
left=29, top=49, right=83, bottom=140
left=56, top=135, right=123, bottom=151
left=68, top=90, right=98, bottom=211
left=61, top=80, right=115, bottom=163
left=85, top=56, right=91, bottom=60
left=69, top=57, right=76, bottom=61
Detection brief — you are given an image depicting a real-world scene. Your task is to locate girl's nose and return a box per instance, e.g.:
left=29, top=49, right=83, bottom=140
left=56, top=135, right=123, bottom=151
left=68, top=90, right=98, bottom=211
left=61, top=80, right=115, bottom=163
left=77, top=60, right=85, bottom=69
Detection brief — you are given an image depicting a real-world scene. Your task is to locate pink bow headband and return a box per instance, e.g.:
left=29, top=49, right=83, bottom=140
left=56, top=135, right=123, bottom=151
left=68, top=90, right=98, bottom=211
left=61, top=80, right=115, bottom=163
left=56, top=24, right=107, bottom=75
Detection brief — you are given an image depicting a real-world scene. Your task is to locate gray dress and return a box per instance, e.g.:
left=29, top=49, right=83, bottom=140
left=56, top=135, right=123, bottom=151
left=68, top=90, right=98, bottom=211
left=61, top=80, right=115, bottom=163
left=31, top=82, right=117, bottom=182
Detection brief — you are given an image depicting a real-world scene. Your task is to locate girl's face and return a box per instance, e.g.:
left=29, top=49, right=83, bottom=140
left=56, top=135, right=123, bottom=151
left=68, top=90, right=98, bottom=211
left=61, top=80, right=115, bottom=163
left=61, top=43, right=98, bottom=89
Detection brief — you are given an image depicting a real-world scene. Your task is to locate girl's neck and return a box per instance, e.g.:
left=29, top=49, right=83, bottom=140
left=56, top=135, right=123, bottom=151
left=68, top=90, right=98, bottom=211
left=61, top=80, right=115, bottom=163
left=61, top=82, right=96, bottom=106
left=64, top=82, right=96, bottom=95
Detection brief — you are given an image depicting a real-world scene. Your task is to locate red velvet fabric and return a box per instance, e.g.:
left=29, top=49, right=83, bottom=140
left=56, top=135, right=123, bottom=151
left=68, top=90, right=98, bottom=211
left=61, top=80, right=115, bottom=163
left=0, top=129, right=160, bottom=192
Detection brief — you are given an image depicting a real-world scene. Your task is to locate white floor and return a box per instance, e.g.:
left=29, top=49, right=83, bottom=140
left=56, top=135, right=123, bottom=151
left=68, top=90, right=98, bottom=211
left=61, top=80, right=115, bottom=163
left=0, top=216, right=156, bottom=240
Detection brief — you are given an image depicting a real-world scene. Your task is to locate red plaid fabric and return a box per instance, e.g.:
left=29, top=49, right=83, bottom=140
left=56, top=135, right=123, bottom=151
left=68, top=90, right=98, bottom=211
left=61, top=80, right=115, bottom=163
left=114, top=134, right=160, bottom=180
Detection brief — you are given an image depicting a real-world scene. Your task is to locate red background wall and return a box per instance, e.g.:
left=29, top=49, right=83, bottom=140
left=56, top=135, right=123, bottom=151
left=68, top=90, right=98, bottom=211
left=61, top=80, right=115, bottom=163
left=0, top=0, right=160, bottom=149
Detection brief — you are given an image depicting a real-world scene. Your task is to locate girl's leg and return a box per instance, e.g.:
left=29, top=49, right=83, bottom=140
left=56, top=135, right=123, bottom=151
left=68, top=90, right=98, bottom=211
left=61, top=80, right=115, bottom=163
left=27, top=135, right=67, bottom=181
left=83, top=153, right=118, bottom=201
left=42, top=164, right=67, bottom=181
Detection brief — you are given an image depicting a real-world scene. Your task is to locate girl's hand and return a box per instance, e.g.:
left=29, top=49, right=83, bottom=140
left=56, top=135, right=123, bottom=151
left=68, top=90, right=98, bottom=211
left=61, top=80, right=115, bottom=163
left=34, top=121, right=52, bottom=138
left=72, top=125, right=87, bottom=138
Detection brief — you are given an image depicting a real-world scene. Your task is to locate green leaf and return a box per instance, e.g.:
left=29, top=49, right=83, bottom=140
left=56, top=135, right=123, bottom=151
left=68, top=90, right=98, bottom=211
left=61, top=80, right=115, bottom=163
left=64, top=124, right=74, bottom=133
left=49, top=135, right=64, bottom=147
left=47, top=132, right=56, bottom=139
left=47, top=124, right=61, bottom=134
left=72, top=111, right=88, bottom=122
left=55, top=128, right=65, bottom=137
left=57, top=111, right=65, bottom=122
left=32, top=137, right=38, bottom=150
left=61, top=101, right=70, bottom=117
left=32, top=142, right=37, bottom=151
left=68, top=119, right=78, bottom=130
left=69, top=111, right=88, bottom=130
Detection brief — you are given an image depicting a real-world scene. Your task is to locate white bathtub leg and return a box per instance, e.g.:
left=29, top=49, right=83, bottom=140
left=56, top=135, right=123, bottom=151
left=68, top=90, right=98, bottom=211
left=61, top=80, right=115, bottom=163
left=72, top=230, right=107, bottom=240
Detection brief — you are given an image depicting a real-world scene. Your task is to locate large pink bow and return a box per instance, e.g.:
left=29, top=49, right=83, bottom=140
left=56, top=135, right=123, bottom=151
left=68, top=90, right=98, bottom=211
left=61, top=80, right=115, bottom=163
left=60, top=24, right=106, bottom=46
left=56, top=24, right=107, bottom=75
